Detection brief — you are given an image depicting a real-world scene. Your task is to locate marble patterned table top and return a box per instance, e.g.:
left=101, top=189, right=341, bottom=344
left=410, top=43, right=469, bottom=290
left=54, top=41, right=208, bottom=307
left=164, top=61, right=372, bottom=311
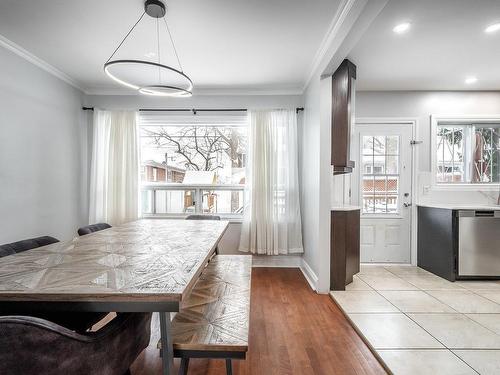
left=0, top=219, right=229, bottom=304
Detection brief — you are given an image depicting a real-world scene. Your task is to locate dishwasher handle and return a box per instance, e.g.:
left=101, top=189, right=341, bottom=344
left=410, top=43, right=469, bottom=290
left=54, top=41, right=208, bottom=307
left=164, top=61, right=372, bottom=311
left=458, top=210, right=500, bottom=217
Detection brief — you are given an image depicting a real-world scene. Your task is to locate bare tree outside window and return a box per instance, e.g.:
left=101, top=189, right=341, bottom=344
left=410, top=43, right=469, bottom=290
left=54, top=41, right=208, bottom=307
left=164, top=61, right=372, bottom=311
left=142, top=126, right=246, bottom=175
left=140, top=124, right=247, bottom=215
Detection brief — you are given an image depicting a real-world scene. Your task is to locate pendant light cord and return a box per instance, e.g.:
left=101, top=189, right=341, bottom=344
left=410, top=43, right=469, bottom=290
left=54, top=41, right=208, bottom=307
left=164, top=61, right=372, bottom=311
left=163, top=17, right=183, bottom=72
left=106, top=11, right=147, bottom=63
left=157, top=17, right=161, bottom=82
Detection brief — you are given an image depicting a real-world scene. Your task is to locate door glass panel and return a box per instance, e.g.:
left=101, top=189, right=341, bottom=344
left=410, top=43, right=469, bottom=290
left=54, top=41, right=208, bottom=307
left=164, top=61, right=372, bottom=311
left=386, top=155, right=399, bottom=174
left=362, top=175, right=375, bottom=213
left=361, top=135, right=400, bottom=214
left=386, top=136, right=399, bottom=154
left=373, top=155, right=385, bottom=174
left=373, top=136, right=386, bottom=155
left=362, top=154, right=374, bottom=174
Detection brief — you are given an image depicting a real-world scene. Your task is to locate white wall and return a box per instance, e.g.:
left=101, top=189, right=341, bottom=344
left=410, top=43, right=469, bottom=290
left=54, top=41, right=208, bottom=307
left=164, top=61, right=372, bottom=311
left=356, top=91, right=500, bottom=205
left=84, top=93, right=303, bottom=254
left=299, top=77, right=322, bottom=289
left=298, top=0, right=388, bottom=293
left=0, top=45, right=87, bottom=243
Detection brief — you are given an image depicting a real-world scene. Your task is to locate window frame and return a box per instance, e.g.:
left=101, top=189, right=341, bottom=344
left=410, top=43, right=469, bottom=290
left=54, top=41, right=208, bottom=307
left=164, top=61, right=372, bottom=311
left=431, top=115, right=500, bottom=190
left=359, top=134, right=402, bottom=216
left=138, top=111, right=248, bottom=220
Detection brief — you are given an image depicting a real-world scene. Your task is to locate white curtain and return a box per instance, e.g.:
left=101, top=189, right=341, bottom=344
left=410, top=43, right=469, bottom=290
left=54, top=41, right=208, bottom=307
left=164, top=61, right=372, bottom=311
left=89, top=109, right=139, bottom=225
left=239, top=109, right=304, bottom=255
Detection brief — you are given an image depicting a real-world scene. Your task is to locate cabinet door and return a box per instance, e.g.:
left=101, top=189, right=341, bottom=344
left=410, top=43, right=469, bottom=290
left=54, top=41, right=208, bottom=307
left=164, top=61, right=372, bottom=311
left=331, top=59, right=356, bottom=174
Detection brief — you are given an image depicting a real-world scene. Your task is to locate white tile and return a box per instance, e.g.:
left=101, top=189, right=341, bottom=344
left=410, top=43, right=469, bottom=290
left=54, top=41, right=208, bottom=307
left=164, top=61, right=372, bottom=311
left=466, top=314, right=500, bottom=335
left=427, top=290, right=500, bottom=313
left=384, top=265, right=434, bottom=277
left=330, top=291, right=398, bottom=313
left=404, top=275, right=466, bottom=291
left=348, top=313, right=443, bottom=349
left=378, top=349, right=476, bottom=375
left=345, top=275, right=373, bottom=291
left=454, top=350, right=500, bottom=375
left=379, top=291, right=456, bottom=313
left=476, top=291, right=500, bottom=305
left=357, top=273, right=419, bottom=291
left=359, top=264, right=393, bottom=275
left=455, top=281, right=500, bottom=291
left=409, top=313, right=500, bottom=349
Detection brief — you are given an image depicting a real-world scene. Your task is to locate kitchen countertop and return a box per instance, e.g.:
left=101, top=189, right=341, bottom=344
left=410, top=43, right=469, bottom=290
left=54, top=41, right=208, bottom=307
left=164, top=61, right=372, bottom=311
left=331, top=205, right=361, bottom=211
left=417, top=203, right=500, bottom=210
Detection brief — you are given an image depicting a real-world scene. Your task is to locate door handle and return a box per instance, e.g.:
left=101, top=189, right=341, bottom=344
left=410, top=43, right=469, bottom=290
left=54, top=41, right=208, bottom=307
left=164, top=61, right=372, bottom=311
left=403, top=203, right=412, bottom=208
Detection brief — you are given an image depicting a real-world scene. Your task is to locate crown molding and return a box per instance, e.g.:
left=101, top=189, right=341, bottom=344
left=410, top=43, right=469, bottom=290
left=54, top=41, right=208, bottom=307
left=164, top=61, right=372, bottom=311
left=0, top=33, right=85, bottom=92
left=194, top=87, right=304, bottom=96
left=84, top=86, right=304, bottom=97
left=302, top=0, right=359, bottom=91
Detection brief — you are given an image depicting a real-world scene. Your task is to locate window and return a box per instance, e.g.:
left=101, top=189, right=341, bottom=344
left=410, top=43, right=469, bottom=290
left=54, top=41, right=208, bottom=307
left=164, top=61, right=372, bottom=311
left=139, top=112, right=248, bottom=217
left=361, top=135, right=399, bottom=214
left=435, top=121, right=500, bottom=184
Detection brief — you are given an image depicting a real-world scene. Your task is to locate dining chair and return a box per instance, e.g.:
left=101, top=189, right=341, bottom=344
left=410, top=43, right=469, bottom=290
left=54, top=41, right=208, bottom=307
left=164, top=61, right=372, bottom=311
left=0, top=235, right=58, bottom=257
left=78, top=223, right=112, bottom=236
left=0, top=236, right=107, bottom=332
left=0, top=312, right=152, bottom=375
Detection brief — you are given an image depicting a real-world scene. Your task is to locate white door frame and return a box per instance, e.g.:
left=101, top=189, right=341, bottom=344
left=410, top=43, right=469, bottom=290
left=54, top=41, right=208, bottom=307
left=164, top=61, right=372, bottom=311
left=354, top=118, right=419, bottom=265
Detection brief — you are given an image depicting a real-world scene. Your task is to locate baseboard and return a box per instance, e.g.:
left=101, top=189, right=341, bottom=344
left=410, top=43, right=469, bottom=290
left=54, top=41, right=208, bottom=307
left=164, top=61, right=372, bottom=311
left=300, top=258, right=319, bottom=292
left=251, top=255, right=302, bottom=268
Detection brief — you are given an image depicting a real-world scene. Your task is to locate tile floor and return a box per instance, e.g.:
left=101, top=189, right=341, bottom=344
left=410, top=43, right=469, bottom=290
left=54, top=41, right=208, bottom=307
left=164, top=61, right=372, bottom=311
left=330, top=265, right=500, bottom=375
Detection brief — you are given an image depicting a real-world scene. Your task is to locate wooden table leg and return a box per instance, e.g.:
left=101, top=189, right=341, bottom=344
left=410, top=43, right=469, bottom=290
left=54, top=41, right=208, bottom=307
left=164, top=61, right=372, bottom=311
left=159, top=312, right=174, bottom=375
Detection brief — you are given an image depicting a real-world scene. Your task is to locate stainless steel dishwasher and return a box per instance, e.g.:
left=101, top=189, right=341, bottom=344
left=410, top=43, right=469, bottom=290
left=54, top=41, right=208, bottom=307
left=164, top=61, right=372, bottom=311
left=458, top=210, right=500, bottom=277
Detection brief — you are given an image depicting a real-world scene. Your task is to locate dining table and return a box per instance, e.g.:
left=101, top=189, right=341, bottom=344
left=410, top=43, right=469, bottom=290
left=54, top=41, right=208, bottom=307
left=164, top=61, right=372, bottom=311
left=0, top=219, right=229, bottom=375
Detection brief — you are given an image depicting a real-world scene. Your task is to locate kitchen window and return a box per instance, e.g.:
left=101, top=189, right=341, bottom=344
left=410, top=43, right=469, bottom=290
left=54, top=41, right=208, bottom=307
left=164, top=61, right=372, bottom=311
left=433, top=119, right=500, bottom=184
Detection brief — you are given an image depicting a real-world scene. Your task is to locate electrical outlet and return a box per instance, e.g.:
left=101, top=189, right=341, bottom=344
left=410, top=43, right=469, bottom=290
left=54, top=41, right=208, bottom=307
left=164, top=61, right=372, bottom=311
left=423, top=185, right=430, bottom=195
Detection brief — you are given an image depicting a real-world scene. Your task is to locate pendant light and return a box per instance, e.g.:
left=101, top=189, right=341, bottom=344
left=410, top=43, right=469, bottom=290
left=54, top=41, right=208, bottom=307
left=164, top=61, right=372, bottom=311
left=104, top=0, right=193, bottom=97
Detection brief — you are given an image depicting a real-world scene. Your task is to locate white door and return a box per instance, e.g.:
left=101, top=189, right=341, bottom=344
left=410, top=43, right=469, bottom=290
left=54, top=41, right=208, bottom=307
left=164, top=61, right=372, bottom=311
left=353, top=122, right=413, bottom=263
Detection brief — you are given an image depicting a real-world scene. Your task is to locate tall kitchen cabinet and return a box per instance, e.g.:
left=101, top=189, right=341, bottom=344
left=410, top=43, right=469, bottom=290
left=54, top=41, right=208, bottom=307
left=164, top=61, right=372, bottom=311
left=330, top=59, right=360, bottom=291
left=331, top=59, right=356, bottom=175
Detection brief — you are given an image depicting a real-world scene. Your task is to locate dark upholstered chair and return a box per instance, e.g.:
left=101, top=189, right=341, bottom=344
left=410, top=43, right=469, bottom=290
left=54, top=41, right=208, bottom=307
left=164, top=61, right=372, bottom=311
left=0, top=313, right=152, bottom=375
left=78, top=223, right=112, bottom=236
left=0, top=236, right=58, bottom=258
left=0, top=236, right=107, bottom=332
left=185, top=214, right=221, bottom=220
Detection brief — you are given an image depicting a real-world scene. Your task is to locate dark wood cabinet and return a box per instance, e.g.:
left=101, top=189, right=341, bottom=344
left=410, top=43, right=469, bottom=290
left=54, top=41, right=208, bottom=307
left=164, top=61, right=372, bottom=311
left=331, top=59, right=356, bottom=175
left=330, top=209, right=360, bottom=291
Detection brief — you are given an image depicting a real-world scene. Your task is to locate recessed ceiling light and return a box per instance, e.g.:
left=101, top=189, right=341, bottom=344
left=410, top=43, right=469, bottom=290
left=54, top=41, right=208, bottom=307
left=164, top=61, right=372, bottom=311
left=465, top=76, right=478, bottom=84
left=484, top=23, right=500, bottom=33
left=393, top=22, right=411, bottom=34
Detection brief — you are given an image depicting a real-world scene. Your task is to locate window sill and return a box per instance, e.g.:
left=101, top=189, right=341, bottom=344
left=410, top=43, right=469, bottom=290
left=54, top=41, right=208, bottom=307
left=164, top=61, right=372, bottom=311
left=141, top=214, right=244, bottom=224
left=431, top=184, right=500, bottom=192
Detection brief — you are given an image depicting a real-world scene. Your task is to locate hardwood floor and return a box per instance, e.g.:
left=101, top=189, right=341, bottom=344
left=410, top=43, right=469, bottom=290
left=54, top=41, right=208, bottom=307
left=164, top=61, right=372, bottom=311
left=130, top=268, right=386, bottom=375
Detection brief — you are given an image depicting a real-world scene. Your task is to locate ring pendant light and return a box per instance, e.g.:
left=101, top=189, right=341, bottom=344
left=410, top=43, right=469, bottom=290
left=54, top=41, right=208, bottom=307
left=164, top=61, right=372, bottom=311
left=104, top=0, right=193, bottom=97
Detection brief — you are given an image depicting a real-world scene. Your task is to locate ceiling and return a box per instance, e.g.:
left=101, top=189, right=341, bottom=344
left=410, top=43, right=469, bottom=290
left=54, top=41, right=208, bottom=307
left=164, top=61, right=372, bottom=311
left=349, top=0, right=500, bottom=91
left=0, top=0, right=342, bottom=94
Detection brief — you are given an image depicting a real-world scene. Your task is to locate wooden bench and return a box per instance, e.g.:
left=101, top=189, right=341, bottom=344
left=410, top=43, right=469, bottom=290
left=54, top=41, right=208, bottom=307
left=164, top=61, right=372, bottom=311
left=159, top=255, right=252, bottom=375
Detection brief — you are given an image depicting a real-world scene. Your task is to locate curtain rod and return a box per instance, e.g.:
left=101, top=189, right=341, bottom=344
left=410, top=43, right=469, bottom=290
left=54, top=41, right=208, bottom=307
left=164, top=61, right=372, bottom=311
left=82, top=107, right=304, bottom=114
